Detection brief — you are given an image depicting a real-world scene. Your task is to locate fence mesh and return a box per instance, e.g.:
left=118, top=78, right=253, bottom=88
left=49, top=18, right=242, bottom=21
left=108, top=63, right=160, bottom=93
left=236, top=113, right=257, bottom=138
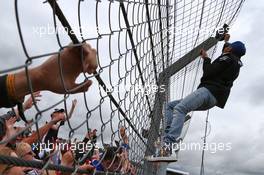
left=0, top=0, right=245, bottom=174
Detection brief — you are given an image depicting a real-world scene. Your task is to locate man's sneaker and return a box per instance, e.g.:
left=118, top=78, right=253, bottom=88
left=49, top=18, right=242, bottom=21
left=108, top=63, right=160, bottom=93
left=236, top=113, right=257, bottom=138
left=145, top=145, right=177, bottom=162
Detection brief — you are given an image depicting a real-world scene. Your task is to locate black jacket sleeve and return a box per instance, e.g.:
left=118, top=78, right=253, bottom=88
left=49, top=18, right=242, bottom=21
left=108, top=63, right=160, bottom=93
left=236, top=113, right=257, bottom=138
left=0, top=75, right=17, bottom=108
left=44, top=127, right=59, bottom=144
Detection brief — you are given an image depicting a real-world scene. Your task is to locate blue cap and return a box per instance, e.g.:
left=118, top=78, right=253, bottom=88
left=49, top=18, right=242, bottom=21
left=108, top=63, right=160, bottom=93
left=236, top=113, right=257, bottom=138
left=230, top=41, right=246, bottom=57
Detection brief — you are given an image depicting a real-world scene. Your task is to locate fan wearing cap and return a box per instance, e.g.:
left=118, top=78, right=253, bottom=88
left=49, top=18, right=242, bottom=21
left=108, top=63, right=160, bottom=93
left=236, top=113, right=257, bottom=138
left=43, top=109, right=65, bottom=144
left=38, top=100, right=77, bottom=164
left=44, top=99, right=77, bottom=147
left=41, top=108, right=66, bottom=163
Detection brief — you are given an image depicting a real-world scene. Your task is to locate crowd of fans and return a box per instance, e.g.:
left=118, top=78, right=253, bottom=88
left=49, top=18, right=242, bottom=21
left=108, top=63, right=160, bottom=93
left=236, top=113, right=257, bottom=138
left=0, top=93, right=137, bottom=174
left=0, top=44, right=137, bottom=175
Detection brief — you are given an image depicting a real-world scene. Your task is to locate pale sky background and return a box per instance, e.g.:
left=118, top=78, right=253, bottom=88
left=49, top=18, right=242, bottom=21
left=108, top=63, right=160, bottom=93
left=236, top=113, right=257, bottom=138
left=0, top=0, right=263, bottom=175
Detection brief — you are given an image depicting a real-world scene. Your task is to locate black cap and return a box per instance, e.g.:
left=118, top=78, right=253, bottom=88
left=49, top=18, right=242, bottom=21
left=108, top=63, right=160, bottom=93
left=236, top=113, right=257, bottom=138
left=52, top=108, right=65, bottom=114
left=0, top=110, right=16, bottom=120
left=51, top=108, right=65, bottom=118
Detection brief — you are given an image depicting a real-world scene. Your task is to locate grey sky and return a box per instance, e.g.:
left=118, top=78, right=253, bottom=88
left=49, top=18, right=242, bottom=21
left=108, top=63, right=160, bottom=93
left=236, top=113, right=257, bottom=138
left=0, top=0, right=150, bottom=156
left=0, top=0, right=263, bottom=174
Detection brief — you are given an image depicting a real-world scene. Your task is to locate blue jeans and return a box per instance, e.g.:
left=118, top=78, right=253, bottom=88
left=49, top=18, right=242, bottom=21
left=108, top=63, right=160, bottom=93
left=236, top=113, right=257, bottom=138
left=163, top=87, right=217, bottom=143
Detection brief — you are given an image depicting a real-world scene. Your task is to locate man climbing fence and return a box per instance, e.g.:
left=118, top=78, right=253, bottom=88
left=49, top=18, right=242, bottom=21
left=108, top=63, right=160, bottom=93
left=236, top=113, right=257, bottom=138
left=147, top=33, right=246, bottom=162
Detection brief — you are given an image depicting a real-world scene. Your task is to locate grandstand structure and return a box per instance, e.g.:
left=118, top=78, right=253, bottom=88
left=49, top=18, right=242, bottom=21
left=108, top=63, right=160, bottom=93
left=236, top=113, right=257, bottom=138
left=0, top=0, right=245, bottom=174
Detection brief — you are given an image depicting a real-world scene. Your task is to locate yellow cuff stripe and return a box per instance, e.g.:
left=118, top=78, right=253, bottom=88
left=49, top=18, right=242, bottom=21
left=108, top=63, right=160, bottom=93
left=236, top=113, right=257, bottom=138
left=6, top=74, right=16, bottom=101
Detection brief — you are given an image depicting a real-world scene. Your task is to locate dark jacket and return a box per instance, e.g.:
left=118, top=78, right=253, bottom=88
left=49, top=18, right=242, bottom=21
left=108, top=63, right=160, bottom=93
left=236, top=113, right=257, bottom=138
left=0, top=75, right=16, bottom=108
left=198, top=53, right=243, bottom=108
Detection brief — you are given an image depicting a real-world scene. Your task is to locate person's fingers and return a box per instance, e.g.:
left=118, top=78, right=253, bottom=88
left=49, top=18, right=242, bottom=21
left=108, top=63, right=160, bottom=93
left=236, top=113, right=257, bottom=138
left=71, top=80, right=93, bottom=93
left=26, top=119, right=34, bottom=125
left=90, top=48, right=98, bottom=71
left=80, top=43, right=92, bottom=64
left=61, top=115, right=66, bottom=121
left=32, top=92, right=42, bottom=101
left=34, top=94, right=42, bottom=98
left=72, top=99, right=77, bottom=106
left=80, top=164, right=95, bottom=171
left=200, top=49, right=204, bottom=55
left=33, top=91, right=41, bottom=96
left=81, top=44, right=97, bottom=72
left=82, top=43, right=92, bottom=56
left=200, top=49, right=208, bottom=58
left=86, top=165, right=95, bottom=171
left=224, top=33, right=230, bottom=41
left=8, top=117, right=17, bottom=125
left=85, top=49, right=97, bottom=74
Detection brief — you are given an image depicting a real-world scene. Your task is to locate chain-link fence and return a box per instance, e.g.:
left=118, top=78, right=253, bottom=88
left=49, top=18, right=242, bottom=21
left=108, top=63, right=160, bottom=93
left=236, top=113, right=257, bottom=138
left=0, top=0, right=245, bottom=174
